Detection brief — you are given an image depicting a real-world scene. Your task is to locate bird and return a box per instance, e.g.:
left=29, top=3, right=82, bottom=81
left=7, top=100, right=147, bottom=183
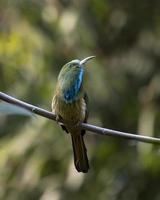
left=52, top=56, right=95, bottom=173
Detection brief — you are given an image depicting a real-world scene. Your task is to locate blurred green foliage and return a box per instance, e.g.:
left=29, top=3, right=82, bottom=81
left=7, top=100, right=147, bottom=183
left=0, top=0, right=160, bottom=200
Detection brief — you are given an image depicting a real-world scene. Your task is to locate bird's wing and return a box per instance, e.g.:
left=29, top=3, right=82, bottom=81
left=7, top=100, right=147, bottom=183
left=81, top=92, right=89, bottom=135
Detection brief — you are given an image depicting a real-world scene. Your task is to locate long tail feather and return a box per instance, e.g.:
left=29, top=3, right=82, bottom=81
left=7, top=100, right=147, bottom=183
left=71, top=133, right=89, bottom=173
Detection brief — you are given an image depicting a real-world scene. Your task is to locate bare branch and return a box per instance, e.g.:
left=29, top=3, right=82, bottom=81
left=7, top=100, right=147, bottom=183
left=0, top=92, right=160, bottom=144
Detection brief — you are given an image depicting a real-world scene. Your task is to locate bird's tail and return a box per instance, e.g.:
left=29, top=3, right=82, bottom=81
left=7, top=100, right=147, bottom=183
left=71, top=133, right=89, bottom=173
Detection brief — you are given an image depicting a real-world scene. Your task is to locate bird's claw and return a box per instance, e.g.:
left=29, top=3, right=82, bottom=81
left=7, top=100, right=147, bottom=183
left=55, top=115, right=63, bottom=126
left=55, top=115, right=81, bottom=128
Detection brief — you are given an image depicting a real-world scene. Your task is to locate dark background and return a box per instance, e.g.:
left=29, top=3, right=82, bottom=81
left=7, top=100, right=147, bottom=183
left=0, top=0, right=160, bottom=199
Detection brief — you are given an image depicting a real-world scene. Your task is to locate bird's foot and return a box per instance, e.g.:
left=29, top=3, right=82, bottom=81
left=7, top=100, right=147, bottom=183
left=55, top=115, right=69, bottom=133
left=55, top=115, right=63, bottom=126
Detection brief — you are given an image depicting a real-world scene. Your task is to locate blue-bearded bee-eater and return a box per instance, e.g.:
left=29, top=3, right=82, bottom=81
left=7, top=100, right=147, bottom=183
left=52, top=56, right=95, bottom=173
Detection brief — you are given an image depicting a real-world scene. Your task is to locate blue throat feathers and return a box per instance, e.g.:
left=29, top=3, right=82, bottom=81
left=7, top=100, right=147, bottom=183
left=64, top=68, right=84, bottom=103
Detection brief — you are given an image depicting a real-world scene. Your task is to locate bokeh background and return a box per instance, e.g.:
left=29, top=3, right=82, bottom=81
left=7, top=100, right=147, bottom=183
left=0, top=0, right=160, bottom=199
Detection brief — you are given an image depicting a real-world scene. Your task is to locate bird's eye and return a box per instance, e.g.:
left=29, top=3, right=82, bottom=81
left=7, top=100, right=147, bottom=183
left=71, top=63, right=76, bottom=67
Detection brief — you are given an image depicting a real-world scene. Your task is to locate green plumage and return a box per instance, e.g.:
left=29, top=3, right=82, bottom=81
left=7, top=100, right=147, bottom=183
left=52, top=56, right=95, bottom=173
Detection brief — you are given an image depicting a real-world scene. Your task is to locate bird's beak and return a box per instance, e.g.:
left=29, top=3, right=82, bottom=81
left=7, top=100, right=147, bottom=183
left=80, top=56, right=96, bottom=65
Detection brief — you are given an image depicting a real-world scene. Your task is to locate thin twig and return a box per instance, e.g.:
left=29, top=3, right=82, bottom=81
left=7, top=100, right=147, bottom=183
left=0, top=91, right=160, bottom=144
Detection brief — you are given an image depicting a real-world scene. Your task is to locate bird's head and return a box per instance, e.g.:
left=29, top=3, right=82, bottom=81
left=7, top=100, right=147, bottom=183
left=58, top=56, right=95, bottom=82
left=69, top=55, right=96, bottom=66
left=57, top=56, right=95, bottom=102
left=60, top=56, right=95, bottom=74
